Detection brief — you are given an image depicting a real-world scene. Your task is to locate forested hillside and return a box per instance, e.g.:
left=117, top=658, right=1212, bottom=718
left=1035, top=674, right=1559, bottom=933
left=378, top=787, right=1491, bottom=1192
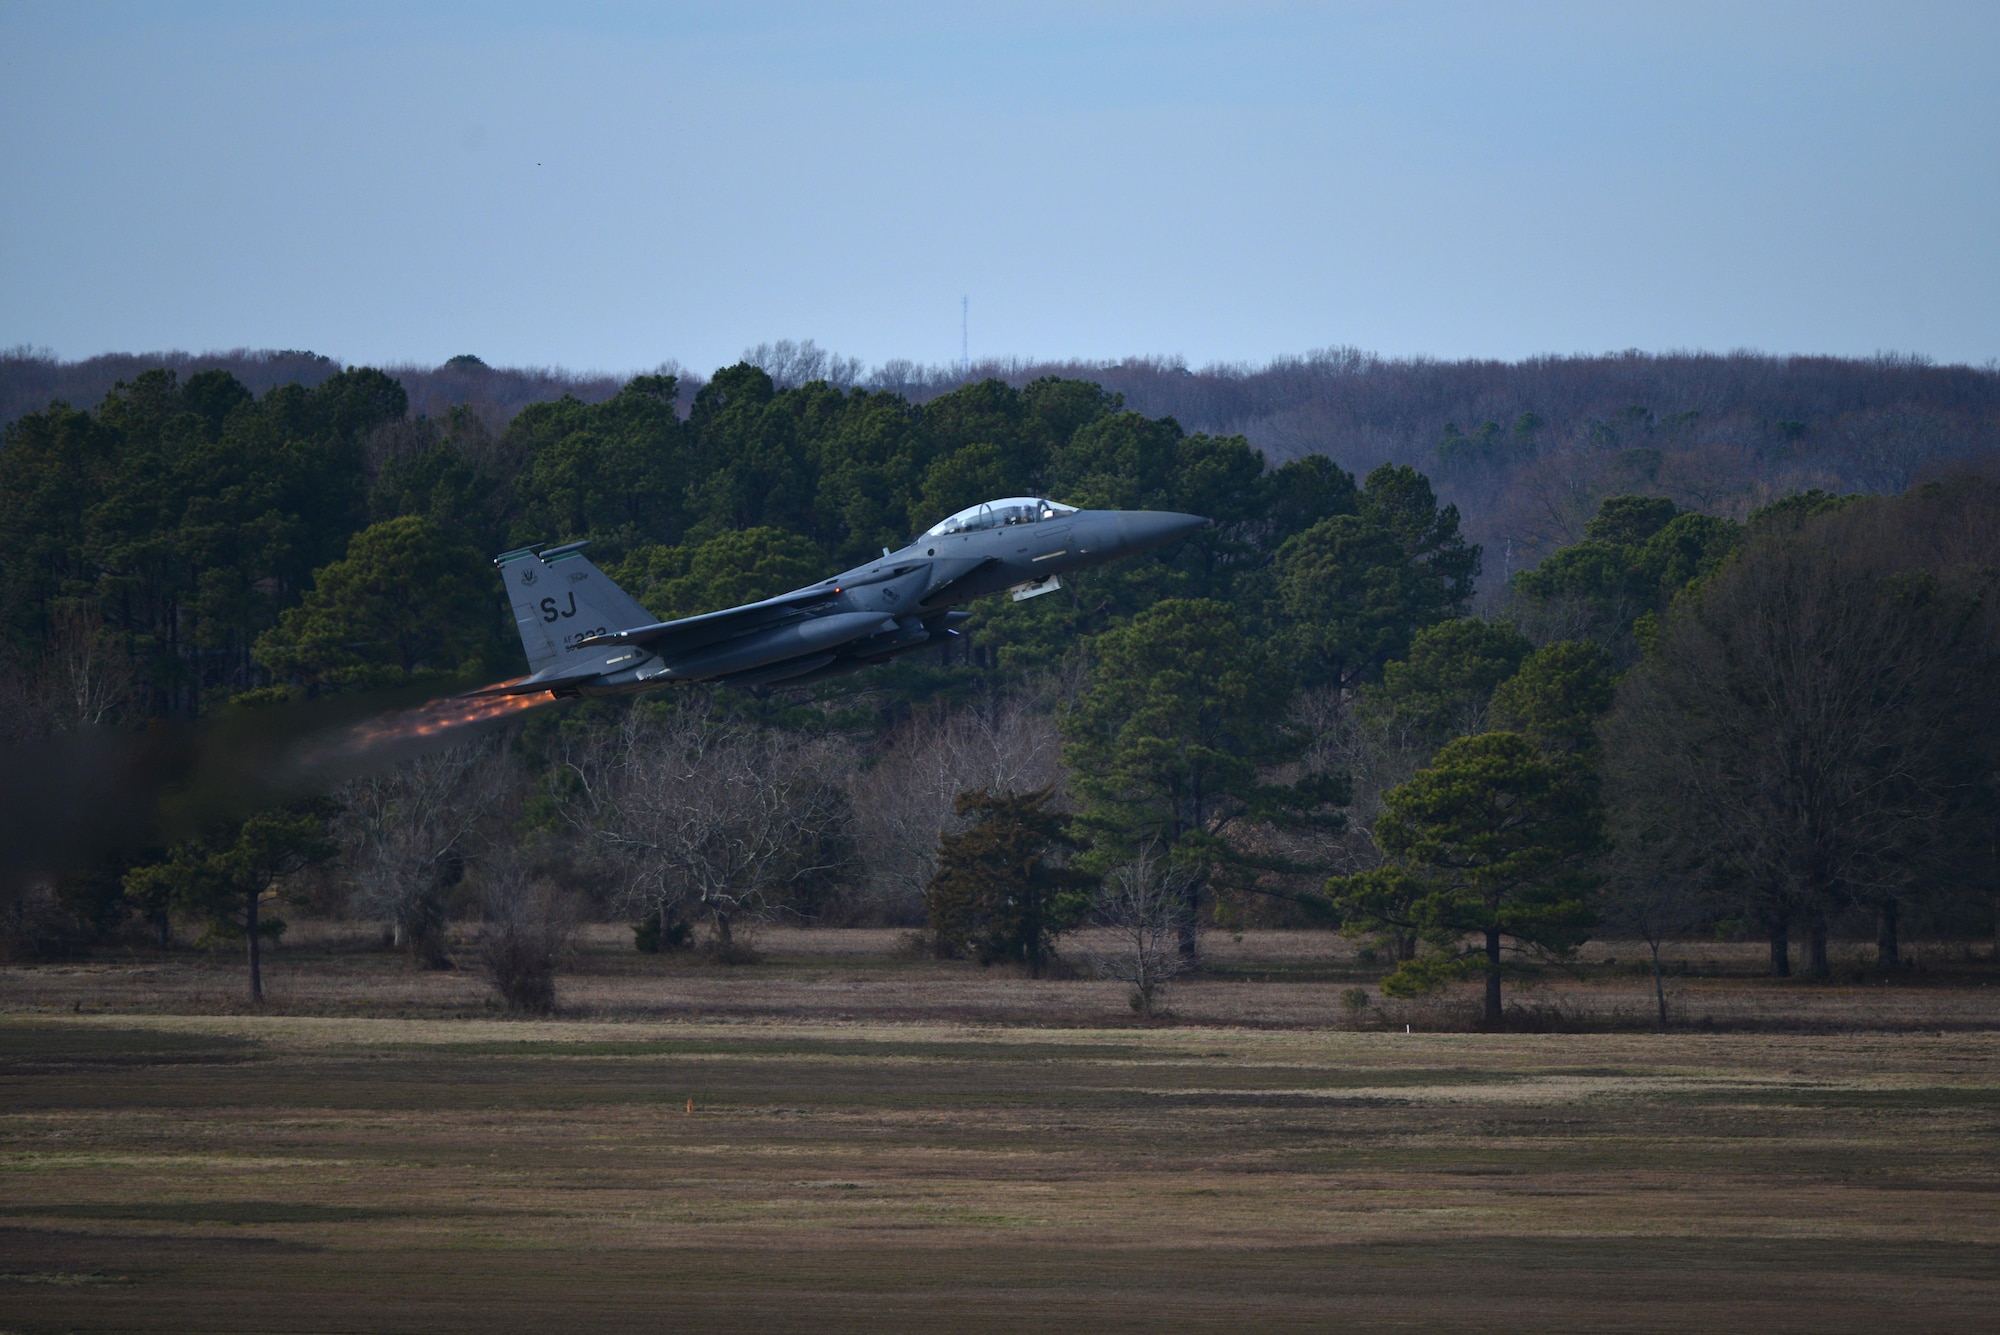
left=1, top=362, right=1464, bottom=711
left=0, top=348, right=634, bottom=440
left=11, top=341, right=1997, bottom=584
left=2, top=353, right=1994, bottom=1017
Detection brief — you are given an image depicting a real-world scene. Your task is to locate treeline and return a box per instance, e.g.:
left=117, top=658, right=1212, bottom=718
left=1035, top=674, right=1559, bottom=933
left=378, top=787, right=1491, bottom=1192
left=12, top=340, right=1998, bottom=583
left=1324, top=480, right=2000, bottom=1024
left=0, top=347, right=637, bottom=440
left=884, top=347, right=2000, bottom=585
left=0, top=356, right=1472, bottom=992
left=2, top=354, right=1995, bottom=1025
left=0, top=361, right=1471, bottom=711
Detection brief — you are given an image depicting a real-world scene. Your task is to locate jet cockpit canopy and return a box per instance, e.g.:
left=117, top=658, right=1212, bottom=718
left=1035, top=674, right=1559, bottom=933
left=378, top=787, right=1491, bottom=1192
left=921, top=497, right=1077, bottom=540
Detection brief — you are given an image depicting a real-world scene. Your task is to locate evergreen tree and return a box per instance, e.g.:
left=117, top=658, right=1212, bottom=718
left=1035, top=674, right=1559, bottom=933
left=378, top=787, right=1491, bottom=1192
left=1511, top=494, right=1738, bottom=659
left=1371, top=619, right=1534, bottom=739
left=122, top=804, right=335, bottom=1002
left=0, top=365, right=387, bottom=713
left=1489, top=641, right=1619, bottom=755
left=613, top=527, right=828, bottom=621
left=369, top=433, right=509, bottom=555
left=1329, top=732, right=1602, bottom=1026
left=1274, top=466, right=1481, bottom=696
left=1063, top=599, right=1342, bottom=952
left=924, top=787, right=1091, bottom=977
left=509, top=374, right=687, bottom=558
left=789, top=383, right=931, bottom=563
left=920, top=377, right=1048, bottom=490
left=1357, top=464, right=1481, bottom=609
left=255, top=516, right=497, bottom=692
left=682, top=365, right=814, bottom=540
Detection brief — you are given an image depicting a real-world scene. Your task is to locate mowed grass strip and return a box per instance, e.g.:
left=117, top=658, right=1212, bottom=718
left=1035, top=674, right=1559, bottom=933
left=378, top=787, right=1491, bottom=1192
left=1, top=1015, right=1996, bottom=1332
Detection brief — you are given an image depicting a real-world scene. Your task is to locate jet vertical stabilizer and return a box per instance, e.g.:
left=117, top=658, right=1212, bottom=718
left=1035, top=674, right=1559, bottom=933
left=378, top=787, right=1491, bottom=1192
left=494, top=541, right=654, bottom=674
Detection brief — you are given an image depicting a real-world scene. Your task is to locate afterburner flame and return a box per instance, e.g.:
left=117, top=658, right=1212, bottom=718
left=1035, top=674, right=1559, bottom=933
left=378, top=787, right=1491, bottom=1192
left=346, top=685, right=552, bottom=747
left=302, top=682, right=556, bottom=771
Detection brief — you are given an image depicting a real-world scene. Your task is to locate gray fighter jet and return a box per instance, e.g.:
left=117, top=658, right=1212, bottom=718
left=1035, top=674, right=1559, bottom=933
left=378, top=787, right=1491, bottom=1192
left=475, top=498, right=1208, bottom=698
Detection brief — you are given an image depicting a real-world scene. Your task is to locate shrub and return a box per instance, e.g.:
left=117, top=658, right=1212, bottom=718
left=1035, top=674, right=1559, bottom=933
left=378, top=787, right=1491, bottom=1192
left=632, top=913, right=691, bottom=954
left=475, top=863, right=577, bottom=1015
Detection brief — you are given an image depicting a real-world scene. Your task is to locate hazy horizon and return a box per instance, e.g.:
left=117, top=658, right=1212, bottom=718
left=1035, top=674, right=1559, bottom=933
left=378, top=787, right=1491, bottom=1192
left=8, top=341, right=1999, bottom=387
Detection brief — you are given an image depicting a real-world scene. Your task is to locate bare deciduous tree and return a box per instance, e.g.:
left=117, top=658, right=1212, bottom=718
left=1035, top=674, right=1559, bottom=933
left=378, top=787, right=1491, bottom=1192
left=38, top=606, right=134, bottom=729
left=742, top=339, right=863, bottom=390
left=568, top=699, right=856, bottom=954
left=0, top=661, right=46, bottom=751
left=338, top=736, right=512, bottom=967
left=1290, top=686, right=1431, bottom=959
left=1598, top=839, right=1706, bottom=1029
left=475, top=855, right=578, bottom=1014
left=1602, top=482, right=2000, bottom=976
left=848, top=695, right=1063, bottom=924
left=1086, top=841, right=1194, bottom=1016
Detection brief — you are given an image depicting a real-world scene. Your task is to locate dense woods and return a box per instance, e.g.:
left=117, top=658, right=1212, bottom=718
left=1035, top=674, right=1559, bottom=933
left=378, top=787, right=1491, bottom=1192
left=2, top=346, right=1995, bottom=1019
left=12, top=339, right=1997, bottom=581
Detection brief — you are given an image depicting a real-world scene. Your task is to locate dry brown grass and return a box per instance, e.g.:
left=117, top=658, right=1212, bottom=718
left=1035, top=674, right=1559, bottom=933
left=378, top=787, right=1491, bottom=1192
left=2, top=930, right=1996, bottom=1330
left=2, top=1013, right=1996, bottom=1332
left=8, top=925, right=1997, bottom=1033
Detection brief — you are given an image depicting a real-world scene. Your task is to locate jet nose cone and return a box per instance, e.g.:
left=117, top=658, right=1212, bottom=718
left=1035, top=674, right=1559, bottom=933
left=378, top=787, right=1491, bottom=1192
left=1115, top=510, right=1211, bottom=555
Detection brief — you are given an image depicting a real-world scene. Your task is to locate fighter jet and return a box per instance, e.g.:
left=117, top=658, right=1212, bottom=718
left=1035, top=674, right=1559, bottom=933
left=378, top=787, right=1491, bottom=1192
left=475, top=498, right=1207, bottom=698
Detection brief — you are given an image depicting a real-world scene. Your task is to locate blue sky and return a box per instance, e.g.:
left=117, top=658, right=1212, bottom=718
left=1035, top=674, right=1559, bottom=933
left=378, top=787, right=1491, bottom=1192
left=2, top=1, right=1996, bottom=373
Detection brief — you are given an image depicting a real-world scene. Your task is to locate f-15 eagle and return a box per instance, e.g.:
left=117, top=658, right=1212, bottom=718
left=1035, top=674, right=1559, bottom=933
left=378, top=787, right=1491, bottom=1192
left=475, top=498, right=1207, bottom=698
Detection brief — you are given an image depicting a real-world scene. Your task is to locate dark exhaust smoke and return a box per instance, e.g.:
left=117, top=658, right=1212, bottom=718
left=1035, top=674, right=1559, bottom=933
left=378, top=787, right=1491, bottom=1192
left=0, top=683, right=553, bottom=901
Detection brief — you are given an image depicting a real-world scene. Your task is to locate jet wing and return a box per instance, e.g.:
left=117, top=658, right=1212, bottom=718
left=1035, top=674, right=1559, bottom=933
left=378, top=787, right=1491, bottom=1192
left=567, top=553, right=998, bottom=658
left=570, top=583, right=843, bottom=654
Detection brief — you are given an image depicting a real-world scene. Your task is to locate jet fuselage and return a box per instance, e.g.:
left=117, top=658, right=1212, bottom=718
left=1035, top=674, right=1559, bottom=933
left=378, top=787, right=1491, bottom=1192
left=483, top=500, right=1207, bottom=699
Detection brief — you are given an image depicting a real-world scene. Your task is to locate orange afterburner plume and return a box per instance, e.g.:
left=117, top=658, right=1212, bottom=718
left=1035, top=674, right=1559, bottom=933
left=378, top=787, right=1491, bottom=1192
left=305, top=682, right=555, bottom=766
left=338, top=684, right=551, bottom=748
left=278, top=679, right=560, bottom=783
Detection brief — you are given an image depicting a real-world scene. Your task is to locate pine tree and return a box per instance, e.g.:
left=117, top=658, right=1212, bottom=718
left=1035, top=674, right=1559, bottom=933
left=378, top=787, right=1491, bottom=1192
left=122, top=804, right=335, bottom=1002
left=924, top=788, right=1091, bottom=978
left=1330, top=733, right=1601, bottom=1026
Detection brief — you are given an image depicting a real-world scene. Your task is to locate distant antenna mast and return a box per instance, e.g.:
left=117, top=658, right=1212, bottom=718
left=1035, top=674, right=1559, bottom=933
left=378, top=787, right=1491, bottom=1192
left=960, top=295, right=969, bottom=373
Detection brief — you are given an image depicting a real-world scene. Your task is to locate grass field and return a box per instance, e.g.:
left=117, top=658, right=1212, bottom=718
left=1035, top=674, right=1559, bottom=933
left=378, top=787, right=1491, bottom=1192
left=3, top=932, right=1997, bottom=1331
left=10, top=925, right=2000, bottom=1031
